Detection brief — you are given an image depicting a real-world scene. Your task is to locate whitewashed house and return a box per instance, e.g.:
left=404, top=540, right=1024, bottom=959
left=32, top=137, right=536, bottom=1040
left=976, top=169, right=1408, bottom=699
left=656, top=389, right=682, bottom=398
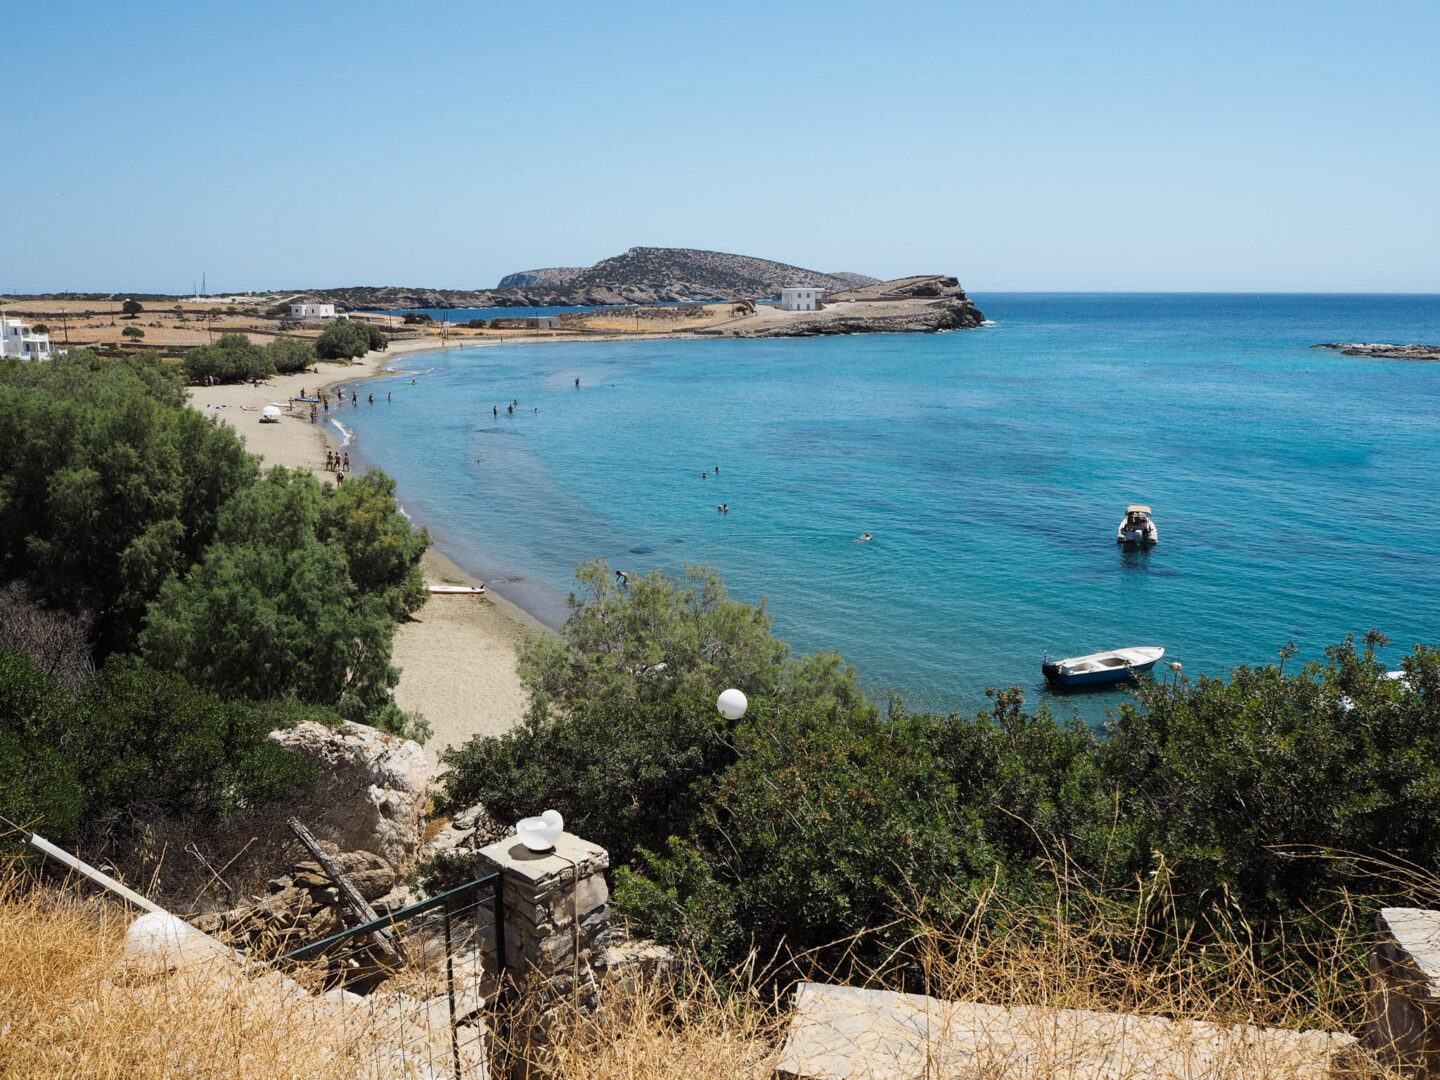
left=0, top=315, right=52, bottom=360
left=779, top=287, right=824, bottom=312
left=289, top=301, right=337, bottom=320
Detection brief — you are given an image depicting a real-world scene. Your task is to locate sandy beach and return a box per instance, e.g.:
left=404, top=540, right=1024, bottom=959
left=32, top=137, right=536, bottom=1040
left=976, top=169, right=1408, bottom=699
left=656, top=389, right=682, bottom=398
left=190, top=336, right=548, bottom=752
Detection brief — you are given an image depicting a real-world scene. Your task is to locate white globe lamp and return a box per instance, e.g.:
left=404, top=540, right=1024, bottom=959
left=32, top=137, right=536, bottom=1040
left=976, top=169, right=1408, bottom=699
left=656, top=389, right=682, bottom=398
left=717, top=688, right=748, bottom=720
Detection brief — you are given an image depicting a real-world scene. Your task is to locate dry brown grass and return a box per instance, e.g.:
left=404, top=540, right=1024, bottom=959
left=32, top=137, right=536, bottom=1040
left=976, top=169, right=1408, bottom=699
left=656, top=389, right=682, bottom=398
left=0, top=855, right=468, bottom=1080
left=1, top=846, right=1402, bottom=1080
left=501, top=855, right=1393, bottom=1080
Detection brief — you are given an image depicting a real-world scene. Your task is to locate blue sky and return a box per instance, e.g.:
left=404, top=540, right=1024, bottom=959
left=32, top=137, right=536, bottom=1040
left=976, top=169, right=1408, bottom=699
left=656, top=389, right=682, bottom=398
left=5, top=0, right=1438, bottom=293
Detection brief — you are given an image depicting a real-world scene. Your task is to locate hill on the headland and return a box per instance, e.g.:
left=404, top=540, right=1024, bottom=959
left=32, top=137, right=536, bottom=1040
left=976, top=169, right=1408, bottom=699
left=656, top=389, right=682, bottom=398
left=498, top=247, right=877, bottom=297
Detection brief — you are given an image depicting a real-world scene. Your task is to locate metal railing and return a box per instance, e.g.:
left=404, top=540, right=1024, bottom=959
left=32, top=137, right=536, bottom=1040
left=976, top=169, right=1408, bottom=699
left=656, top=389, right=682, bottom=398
left=282, top=873, right=504, bottom=1080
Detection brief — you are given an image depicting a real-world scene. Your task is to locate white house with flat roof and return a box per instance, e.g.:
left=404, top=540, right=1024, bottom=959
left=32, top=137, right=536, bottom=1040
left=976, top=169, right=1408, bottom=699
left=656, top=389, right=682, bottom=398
left=779, top=287, right=824, bottom=312
left=0, top=315, right=51, bottom=360
left=290, top=301, right=337, bottom=320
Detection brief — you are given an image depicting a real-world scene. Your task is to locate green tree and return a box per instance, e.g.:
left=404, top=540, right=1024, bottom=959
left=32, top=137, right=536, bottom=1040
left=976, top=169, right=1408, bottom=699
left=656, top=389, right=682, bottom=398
left=315, top=319, right=387, bottom=361
left=121, top=327, right=144, bottom=341
left=139, top=467, right=430, bottom=733
left=0, top=349, right=260, bottom=654
left=183, top=332, right=273, bottom=384
left=516, top=558, right=863, bottom=712
left=265, top=336, right=317, bottom=375
left=121, top=299, right=143, bottom=316
left=0, top=646, right=315, bottom=843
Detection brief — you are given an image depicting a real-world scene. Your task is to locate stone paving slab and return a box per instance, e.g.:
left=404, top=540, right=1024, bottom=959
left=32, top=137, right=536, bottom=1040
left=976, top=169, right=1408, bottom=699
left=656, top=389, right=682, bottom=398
left=775, top=982, right=1357, bottom=1080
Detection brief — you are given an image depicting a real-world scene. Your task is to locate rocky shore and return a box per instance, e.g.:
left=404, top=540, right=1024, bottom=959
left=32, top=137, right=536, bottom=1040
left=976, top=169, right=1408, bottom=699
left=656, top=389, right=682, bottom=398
left=694, top=275, right=984, bottom=338
left=1313, top=342, right=1440, bottom=360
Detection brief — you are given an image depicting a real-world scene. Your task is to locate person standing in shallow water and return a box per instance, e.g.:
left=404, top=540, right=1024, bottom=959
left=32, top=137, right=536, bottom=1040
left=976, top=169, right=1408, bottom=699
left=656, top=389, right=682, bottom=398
left=493, top=405, right=498, bottom=417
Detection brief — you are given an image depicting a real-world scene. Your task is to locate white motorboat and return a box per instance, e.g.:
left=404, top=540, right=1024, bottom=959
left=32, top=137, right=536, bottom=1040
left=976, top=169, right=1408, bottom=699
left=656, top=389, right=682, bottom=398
left=1117, top=505, right=1158, bottom=546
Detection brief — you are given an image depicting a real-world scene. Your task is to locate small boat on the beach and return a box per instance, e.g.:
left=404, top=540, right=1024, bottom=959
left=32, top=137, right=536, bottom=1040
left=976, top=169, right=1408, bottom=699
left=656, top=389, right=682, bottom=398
left=1042, top=646, right=1165, bottom=689
left=1117, top=505, right=1158, bottom=546
left=426, top=584, right=486, bottom=595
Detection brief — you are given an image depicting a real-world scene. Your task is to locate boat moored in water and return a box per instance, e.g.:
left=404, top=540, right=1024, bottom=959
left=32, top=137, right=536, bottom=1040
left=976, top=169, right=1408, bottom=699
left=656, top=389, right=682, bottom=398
left=1042, top=646, right=1166, bottom=688
left=1117, top=505, right=1158, bottom=546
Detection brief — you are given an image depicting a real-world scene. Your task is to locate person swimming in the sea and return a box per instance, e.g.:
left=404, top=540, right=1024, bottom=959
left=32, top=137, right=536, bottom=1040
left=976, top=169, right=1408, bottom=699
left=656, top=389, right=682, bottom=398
left=856, top=533, right=872, bottom=542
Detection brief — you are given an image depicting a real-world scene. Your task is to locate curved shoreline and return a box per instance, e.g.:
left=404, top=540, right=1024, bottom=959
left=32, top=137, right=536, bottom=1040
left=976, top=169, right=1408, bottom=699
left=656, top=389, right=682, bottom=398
left=188, top=336, right=552, bottom=752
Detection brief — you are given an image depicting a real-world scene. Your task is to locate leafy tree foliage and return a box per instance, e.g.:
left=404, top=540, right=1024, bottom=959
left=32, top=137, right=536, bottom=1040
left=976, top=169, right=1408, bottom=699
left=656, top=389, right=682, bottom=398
left=266, top=336, right=317, bottom=375
left=402, top=312, right=433, bottom=324
left=516, top=558, right=863, bottom=712
left=0, top=349, right=259, bottom=654
left=0, top=646, right=315, bottom=843
left=121, top=327, right=145, bottom=340
left=265, top=303, right=292, bottom=316
left=445, top=561, right=1440, bottom=979
left=315, top=319, right=387, bottom=361
left=140, top=467, right=430, bottom=733
left=121, top=299, right=143, bottom=316
left=183, top=332, right=270, bottom=384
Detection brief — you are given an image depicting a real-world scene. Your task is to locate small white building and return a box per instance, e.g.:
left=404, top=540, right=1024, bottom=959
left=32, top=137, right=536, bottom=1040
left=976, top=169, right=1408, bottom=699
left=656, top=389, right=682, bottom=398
left=0, top=315, right=52, bottom=361
left=779, top=287, right=824, bottom=312
left=290, top=301, right=337, bottom=320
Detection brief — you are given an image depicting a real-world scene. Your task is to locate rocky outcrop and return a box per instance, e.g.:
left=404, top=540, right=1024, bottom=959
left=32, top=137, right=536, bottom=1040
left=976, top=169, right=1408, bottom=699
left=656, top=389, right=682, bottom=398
left=697, top=275, right=984, bottom=338
left=1314, top=342, right=1440, bottom=361
left=267, top=722, right=437, bottom=872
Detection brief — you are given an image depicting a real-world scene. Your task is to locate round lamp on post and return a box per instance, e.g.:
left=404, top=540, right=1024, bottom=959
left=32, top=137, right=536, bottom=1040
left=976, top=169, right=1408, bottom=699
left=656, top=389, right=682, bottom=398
left=717, top=688, right=747, bottom=720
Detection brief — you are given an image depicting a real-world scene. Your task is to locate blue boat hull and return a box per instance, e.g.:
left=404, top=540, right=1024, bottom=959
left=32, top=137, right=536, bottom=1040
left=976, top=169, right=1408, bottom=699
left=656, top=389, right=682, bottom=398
left=1042, top=658, right=1160, bottom=689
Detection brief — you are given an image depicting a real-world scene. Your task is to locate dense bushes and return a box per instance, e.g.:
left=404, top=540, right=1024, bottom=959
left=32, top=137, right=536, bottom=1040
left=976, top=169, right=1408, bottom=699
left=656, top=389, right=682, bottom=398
left=444, top=563, right=1440, bottom=979
left=0, top=647, right=315, bottom=842
left=0, top=348, right=431, bottom=735
left=315, top=319, right=387, bottom=361
left=0, top=349, right=259, bottom=653
left=182, top=333, right=320, bottom=384
left=141, top=467, right=430, bottom=735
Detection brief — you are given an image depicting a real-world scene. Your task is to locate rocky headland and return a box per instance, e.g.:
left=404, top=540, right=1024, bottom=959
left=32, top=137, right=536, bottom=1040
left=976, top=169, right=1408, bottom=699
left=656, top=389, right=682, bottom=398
left=692, top=275, right=984, bottom=338
left=1314, top=342, right=1440, bottom=361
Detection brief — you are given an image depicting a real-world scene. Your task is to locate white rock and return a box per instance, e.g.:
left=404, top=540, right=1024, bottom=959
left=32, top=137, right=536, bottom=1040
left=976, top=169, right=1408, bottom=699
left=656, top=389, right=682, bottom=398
left=122, top=912, right=233, bottom=973
left=269, top=721, right=439, bottom=872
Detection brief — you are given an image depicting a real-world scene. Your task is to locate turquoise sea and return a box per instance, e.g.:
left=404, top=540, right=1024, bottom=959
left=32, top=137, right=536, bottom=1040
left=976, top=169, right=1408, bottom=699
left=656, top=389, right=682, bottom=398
left=336, top=294, right=1440, bottom=721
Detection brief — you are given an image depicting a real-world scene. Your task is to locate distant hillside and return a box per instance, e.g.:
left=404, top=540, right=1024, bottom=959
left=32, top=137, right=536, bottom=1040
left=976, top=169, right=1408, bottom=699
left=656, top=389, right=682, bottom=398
left=497, top=247, right=878, bottom=301
left=496, top=267, right=587, bottom=289
left=294, top=249, right=881, bottom=310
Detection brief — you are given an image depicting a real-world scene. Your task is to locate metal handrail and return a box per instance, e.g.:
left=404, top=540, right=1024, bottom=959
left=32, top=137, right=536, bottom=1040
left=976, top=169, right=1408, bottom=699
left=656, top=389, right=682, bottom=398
left=282, top=872, right=502, bottom=964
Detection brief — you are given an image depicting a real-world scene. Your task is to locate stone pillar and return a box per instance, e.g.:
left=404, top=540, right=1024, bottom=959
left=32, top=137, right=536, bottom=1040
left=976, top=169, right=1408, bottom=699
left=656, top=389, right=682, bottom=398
left=476, top=831, right=610, bottom=998
left=1371, top=907, right=1440, bottom=1077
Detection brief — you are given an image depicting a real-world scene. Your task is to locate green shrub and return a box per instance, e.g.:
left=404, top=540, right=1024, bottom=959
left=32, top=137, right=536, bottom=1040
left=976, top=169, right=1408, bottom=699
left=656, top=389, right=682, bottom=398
left=183, top=332, right=272, bottom=384
left=0, top=647, right=315, bottom=843
left=265, top=336, right=316, bottom=374
left=315, top=319, right=387, bottom=361
left=0, top=349, right=259, bottom=655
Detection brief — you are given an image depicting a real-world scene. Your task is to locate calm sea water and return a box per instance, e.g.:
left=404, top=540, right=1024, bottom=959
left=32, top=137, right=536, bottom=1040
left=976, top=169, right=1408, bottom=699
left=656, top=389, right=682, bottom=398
left=337, top=294, right=1440, bottom=721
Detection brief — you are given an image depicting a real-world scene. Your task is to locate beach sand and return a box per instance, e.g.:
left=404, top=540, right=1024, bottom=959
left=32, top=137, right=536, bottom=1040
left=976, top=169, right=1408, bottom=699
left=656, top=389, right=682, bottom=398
left=190, top=337, right=545, bottom=752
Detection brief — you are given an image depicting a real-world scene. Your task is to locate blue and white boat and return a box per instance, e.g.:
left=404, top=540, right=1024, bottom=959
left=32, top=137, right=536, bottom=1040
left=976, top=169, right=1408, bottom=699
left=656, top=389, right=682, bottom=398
left=1042, top=646, right=1165, bottom=688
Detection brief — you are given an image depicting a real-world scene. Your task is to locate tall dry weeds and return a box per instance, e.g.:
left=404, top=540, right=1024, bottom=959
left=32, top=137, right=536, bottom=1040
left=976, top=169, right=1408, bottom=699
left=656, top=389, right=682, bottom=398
left=0, top=855, right=434, bottom=1080
left=1, top=843, right=1407, bottom=1080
